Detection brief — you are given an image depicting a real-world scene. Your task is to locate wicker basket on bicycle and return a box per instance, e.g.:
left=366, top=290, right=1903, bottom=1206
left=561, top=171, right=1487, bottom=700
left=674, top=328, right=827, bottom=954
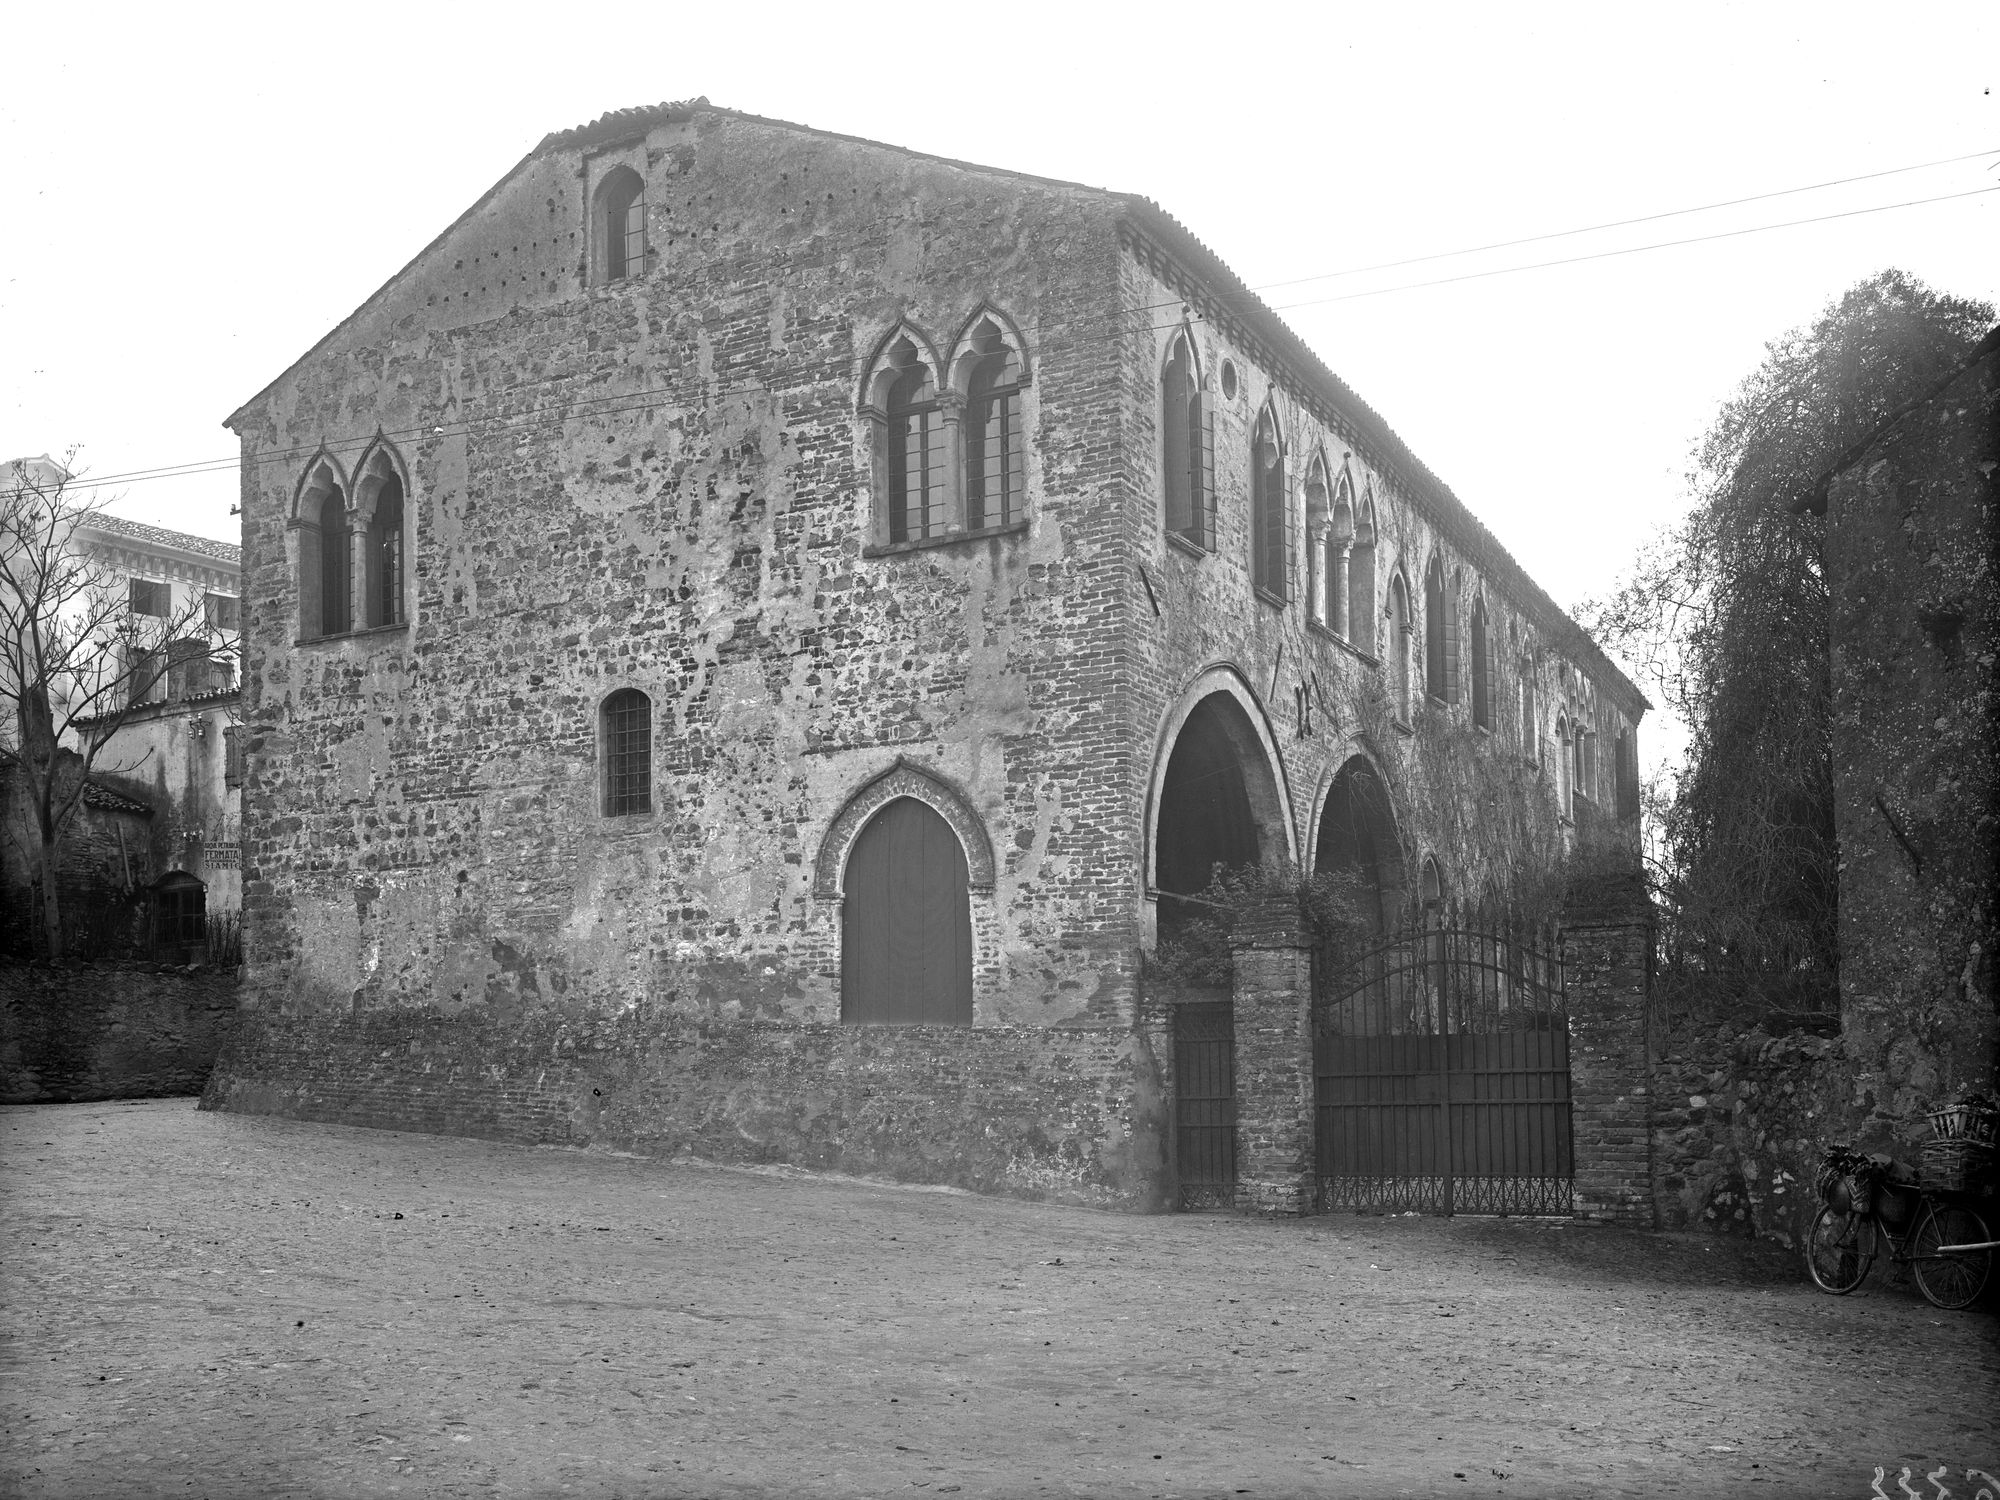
left=1923, top=1093, right=1998, bottom=1194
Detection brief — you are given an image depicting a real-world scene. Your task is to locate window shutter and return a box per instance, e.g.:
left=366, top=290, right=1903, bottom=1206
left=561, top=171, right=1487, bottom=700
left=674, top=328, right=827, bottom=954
left=1283, top=470, right=1297, bottom=603
left=1198, top=404, right=1217, bottom=550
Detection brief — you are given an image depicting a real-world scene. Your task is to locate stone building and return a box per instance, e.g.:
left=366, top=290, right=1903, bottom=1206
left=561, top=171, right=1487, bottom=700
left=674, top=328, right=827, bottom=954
left=1, top=457, right=242, bottom=949
left=211, top=101, right=1644, bottom=1209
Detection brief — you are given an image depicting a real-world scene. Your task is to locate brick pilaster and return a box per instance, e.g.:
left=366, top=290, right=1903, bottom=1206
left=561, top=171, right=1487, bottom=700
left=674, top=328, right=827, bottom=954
left=1229, top=893, right=1315, bottom=1216
left=1564, top=901, right=1656, bottom=1226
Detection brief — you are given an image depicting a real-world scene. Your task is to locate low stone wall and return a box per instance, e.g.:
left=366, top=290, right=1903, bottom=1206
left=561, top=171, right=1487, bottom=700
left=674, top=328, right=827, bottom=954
left=1, top=962, right=240, bottom=1103
left=202, top=1005, right=1168, bottom=1211
left=1649, top=1023, right=1860, bottom=1247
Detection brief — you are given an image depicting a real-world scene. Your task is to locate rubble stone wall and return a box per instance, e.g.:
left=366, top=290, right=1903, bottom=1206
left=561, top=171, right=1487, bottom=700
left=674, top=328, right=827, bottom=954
left=1, top=962, right=239, bottom=1103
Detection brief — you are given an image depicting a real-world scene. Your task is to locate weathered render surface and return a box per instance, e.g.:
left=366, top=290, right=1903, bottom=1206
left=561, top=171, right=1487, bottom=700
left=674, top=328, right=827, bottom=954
left=211, top=102, right=1644, bottom=1208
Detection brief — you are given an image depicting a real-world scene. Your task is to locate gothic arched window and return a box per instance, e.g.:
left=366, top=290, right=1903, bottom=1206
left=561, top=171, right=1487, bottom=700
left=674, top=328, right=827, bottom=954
left=1162, top=328, right=1214, bottom=550
left=1251, top=407, right=1289, bottom=600
left=958, top=317, right=1027, bottom=532
left=596, top=166, right=647, bottom=283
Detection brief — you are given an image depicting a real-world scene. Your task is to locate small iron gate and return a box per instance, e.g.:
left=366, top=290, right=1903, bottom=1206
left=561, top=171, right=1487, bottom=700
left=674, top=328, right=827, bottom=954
left=1313, top=904, right=1572, bottom=1216
left=1173, top=1001, right=1237, bottom=1210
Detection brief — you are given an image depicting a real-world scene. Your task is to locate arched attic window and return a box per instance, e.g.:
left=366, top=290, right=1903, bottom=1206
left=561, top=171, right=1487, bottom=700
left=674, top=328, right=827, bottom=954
left=596, top=166, right=648, bottom=284
left=1348, top=492, right=1377, bottom=654
left=1389, top=572, right=1413, bottom=723
left=295, top=458, right=350, bottom=639
left=1324, top=473, right=1355, bottom=638
left=601, top=688, right=653, bottom=816
left=864, top=333, right=948, bottom=546
left=1470, top=597, right=1492, bottom=730
left=1161, top=328, right=1215, bottom=550
left=1251, top=407, right=1290, bottom=601
left=955, top=315, right=1027, bottom=532
left=354, top=445, right=407, bottom=629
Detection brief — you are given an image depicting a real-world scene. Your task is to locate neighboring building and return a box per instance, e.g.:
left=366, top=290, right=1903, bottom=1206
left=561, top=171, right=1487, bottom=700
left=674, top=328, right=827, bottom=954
left=1808, top=326, right=1999, bottom=1117
left=1, top=455, right=242, bottom=947
left=211, top=101, right=1644, bottom=1207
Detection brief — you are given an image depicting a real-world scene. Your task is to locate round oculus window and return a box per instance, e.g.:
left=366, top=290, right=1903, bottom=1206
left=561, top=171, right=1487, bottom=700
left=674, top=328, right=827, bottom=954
left=1220, top=361, right=1239, bottom=400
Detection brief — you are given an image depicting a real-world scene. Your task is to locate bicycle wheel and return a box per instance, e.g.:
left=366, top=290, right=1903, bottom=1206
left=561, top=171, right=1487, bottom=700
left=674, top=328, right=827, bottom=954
left=1912, top=1202, right=1991, bottom=1310
left=1805, top=1203, right=1873, bottom=1293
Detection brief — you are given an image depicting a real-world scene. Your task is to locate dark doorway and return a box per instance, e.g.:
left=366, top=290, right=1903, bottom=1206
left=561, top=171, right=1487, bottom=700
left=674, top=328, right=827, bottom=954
left=1315, top=757, right=1404, bottom=930
left=1156, top=696, right=1262, bottom=937
left=841, top=797, right=973, bottom=1025
left=1173, top=1001, right=1237, bottom=1210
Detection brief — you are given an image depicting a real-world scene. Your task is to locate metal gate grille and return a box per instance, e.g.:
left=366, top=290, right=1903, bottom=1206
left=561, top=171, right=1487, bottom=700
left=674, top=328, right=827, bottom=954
left=1173, top=1002, right=1236, bottom=1211
left=1314, top=906, right=1571, bottom=1216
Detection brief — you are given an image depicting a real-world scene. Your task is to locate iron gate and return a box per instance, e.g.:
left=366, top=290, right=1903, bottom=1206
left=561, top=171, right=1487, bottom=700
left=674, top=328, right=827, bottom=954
left=1173, top=1001, right=1236, bottom=1210
left=1313, top=904, right=1571, bottom=1216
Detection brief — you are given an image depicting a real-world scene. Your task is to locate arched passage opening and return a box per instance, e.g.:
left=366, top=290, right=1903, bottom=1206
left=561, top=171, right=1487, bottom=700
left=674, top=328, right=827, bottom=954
left=1153, top=689, right=1287, bottom=939
left=1313, top=756, right=1406, bottom=932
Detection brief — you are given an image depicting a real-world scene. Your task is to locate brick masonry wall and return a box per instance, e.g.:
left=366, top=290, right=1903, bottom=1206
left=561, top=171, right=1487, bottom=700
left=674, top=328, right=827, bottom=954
left=1, top=962, right=240, bottom=1103
left=1229, top=894, right=1314, bottom=1215
left=203, top=1005, right=1168, bottom=1211
left=1562, top=910, right=1656, bottom=1225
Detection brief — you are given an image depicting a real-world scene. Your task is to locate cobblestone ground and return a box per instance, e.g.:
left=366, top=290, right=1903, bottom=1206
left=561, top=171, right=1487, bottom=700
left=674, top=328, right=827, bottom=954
left=1, top=1100, right=1995, bottom=1500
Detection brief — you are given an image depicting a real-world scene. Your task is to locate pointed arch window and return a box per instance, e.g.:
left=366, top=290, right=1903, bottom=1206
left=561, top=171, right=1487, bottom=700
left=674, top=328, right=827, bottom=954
left=596, top=166, right=647, bottom=284
left=1470, top=597, right=1492, bottom=729
left=862, top=334, right=949, bottom=546
left=355, top=447, right=407, bottom=630
left=1389, top=573, right=1413, bottom=723
left=1251, top=408, right=1289, bottom=601
left=1423, top=554, right=1460, bottom=704
left=1162, top=329, right=1215, bottom=550
left=1556, top=714, right=1572, bottom=816
left=601, top=688, right=653, bottom=816
left=959, top=318, right=1026, bottom=531
left=1348, top=493, right=1377, bottom=655
left=318, top=478, right=354, bottom=636
left=1323, top=474, right=1354, bottom=638
left=1520, top=652, right=1539, bottom=763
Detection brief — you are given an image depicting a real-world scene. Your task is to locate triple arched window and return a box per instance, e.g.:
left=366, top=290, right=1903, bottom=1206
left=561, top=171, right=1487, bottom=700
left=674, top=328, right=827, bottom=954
left=862, top=311, right=1032, bottom=549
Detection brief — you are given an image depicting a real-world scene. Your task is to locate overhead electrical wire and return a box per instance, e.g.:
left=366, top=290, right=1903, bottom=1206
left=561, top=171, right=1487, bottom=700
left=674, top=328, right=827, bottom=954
left=28, top=152, right=1998, bottom=500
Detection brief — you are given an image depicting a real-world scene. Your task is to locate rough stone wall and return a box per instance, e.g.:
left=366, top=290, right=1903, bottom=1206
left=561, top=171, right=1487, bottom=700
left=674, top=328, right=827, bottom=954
left=202, top=1008, right=1163, bottom=1209
left=1823, top=351, right=1999, bottom=1116
left=1114, top=245, right=1643, bottom=923
left=229, top=113, right=1138, bottom=1028
left=1, top=962, right=239, bottom=1102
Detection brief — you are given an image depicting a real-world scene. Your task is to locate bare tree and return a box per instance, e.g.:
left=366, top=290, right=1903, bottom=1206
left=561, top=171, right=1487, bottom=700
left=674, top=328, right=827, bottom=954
left=1, top=453, right=233, bottom=958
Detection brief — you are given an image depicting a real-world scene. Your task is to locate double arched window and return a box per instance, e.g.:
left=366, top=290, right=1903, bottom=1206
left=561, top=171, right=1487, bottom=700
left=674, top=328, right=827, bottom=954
left=1250, top=406, right=1289, bottom=601
left=1161, top=326, right=1215, bottom=550
left=862, top=310, right=1033, bottom=549
left=295, top=443, right=410, bottom=640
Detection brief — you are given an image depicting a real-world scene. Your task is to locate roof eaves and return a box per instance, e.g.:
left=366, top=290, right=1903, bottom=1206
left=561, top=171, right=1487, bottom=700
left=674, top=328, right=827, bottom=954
left=1116, top=195, right=1650, bottom=716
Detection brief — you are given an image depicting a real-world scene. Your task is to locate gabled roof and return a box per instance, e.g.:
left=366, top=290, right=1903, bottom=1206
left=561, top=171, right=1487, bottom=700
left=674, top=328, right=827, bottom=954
left=226, top=98, right=1644, bottom=713
left=0, top=751, right=156, bottom=818
left=80, top=513, right=241, bottom=569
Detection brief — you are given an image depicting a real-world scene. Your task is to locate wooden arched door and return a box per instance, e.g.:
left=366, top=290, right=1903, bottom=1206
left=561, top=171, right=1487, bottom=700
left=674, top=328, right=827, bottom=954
left=841, top=797, right=973, bottom=1025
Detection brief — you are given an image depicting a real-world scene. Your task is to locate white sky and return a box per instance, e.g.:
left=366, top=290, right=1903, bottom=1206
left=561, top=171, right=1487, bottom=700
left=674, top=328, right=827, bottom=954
left=4, top=1, right=1994, bottom=784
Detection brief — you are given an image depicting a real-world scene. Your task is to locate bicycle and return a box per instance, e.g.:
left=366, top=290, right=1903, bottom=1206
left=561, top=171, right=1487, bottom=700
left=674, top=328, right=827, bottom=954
left=1805, top=1144, right=1994, bottom=1310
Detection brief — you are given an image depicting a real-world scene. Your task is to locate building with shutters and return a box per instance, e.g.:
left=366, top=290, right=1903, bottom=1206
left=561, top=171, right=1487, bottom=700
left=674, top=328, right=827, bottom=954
left=208, top=100, right=1644, bottom=1208
left=0, top=457, right=242, bottom=951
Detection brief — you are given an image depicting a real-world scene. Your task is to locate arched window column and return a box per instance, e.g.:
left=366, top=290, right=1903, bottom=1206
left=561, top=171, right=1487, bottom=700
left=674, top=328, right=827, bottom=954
left=1470, top=597, right=1492, bottom=730
left=1251, top=405, right=1290, bottom=601
left=1348, top=491, right=1377, bottom=655
left=1161, top=325, right=1215, bottom=550
left=292, top=453, right=350, bottom=640
left=1389, top=573, right=1414, bottom=724
left=861, top=328, right=951, bottom=549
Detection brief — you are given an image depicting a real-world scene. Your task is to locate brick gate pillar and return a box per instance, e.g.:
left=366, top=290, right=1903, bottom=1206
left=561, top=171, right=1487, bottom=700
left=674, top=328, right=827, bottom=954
left=1229, top=891, right=1315, bottom=1215
left=1564, top=881, right=1657, bottom=1225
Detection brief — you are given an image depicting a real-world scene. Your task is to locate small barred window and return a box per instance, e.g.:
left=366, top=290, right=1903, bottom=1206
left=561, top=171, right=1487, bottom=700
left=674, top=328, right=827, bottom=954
left=601, top=688, right=653, bottom=816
